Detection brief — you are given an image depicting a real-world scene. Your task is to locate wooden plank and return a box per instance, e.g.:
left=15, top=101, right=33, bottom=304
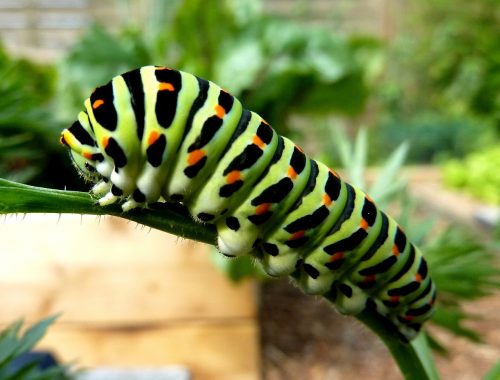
left=39, top=320, right=260, bottom=380
left=0, top=214, right=257, bottom=324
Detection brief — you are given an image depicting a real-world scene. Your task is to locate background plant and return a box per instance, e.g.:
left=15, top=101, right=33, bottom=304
left=372, top=0, right=499, bottom=166
left=442, top=146, right=500, bottom=205
left=0, top=316, right=73, bottom=380
left=0, top=44, right=80, bottom=189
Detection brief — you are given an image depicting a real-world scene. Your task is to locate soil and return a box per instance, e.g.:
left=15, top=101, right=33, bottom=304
left=259, top=278, right=500, bottom=380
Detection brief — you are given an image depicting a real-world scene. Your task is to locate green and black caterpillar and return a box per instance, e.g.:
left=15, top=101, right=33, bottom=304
left=61, top=66, right=436, bottom=340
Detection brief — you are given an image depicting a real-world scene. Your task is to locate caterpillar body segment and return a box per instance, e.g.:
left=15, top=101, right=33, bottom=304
left=216, top=136, right=312, bottom=257
left=187, top=110, right=280, bottom=224
left=61, top=65, right=436, bottom=341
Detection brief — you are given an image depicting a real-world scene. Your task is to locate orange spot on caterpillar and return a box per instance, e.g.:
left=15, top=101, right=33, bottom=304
left=187, top=149, right=206, bottom=165
left=363, top=274, right=376, bottom=283
left=295, top=144, right=304, bottom=153
left=101, top=136, right=109, bottom=148
left=253, top=135, right=265, bottom=148
left=226, top=170, right=241, bottom=184
left=402, top=315, right=414, bottom=321
left=322, top=194, right=332, bottom=206
left=390, top=295, right=400, bottom=303
left=415, top=273, right=423, bottom=282
left=365, top=194, right=374, bottom=203
left=83, top=151, right=93, bottom=160
left=158, top=82, right=175, bottom=91
left=148, top=131, right=160, bottom=146
left=392, top=244, right=400, bottom=256
left=255, top=203, right=271, bottom=215
left=290, top=230, right=305, bottom=240
left=92, top=99, right=104, bottom=109
left=330, top=252, right=344, bottom=262
left=155, top=66, right=171, bottom=71
left=214, top=104, right=225, bottom=118
left=287, top=166, right=298, bottom=180
left=360, top=218, right=369, bottom=230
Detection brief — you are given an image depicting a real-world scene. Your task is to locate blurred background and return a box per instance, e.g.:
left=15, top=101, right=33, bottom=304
left=0, top=1, right=498, bottom=379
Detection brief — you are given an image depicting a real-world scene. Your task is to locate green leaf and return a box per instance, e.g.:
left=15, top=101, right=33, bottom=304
left=430, top=306, right=481, bottom=343
left=350, top=128, right=368, bottom=189
left=368, top=141, right=409, bottom=204
left=15, top=316, right=60, bottom=354
left=483, top=361, right=500, bottom=380
left=295, top=73, right=369, bottom=115
left=0, top=316, right=73, bottom=379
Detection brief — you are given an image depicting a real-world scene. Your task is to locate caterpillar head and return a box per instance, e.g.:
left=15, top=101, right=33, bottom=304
left=60, top=114, right=103, bottom=184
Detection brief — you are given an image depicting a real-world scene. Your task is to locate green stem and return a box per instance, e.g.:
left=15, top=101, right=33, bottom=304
left=0, top=178, right=216, bottom=245
left=0, top=178, right=437, bottom=380
left=355, top=309, right=439, bottom=380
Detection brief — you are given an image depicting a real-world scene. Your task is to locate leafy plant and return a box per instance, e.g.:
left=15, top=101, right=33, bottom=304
left=442, top=145, right=500, bottom=205
left=0, top=316, right=73, bottom=380
left=483, top=361, right=500, bottom=380
left=374, top=0, right=499, bottom=163
left=0, top=43, right=76, bottom=188
left=425, top=227, right=500, bottom=347
left=374, top=113, right=492, bottom=163
left=397, top=0, right=498, bottom=122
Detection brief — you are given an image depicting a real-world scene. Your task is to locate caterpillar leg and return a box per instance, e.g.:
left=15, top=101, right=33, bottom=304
left=259, top=248, right=300, bottom=277
left=91, top=180, right=111, bottom=196
left=97, top=191, right=119, bottom=207
left=216, top=228, right=258, bottom=258
left=91, top=180, right=121, bottom=207
left=331, top=280, right=370, bottom=315
left=121, top=198, right=141, bottom=211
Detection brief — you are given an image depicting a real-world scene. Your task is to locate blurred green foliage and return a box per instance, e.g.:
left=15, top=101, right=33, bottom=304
left=374, top=0, right=499, bottom=165
left=374, top=114, right=492, bottom=163
left=442, top=146, right=500, bottom=205
left=382, top=0, right=500, bottom=125
left=425, top=227, right=500, bottom=346
left=0, top=44, right=77, bottom=188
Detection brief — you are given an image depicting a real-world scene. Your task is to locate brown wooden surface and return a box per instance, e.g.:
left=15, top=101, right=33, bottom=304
left=0, top=214, right=260, bottom=380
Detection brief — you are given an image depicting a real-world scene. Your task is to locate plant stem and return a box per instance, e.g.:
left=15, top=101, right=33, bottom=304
left=355, top=309, right=439, bottom=380
left=0, top=178, right=436, bottom=379
left=0, top=178, right=216, bottom=245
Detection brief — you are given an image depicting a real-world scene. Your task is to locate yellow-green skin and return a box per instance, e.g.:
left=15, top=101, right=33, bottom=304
left=61, top=66, right=436, bottom=341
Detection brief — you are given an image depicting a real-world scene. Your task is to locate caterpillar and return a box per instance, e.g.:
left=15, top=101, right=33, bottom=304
left=60, top=65, right=436, bottom=341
